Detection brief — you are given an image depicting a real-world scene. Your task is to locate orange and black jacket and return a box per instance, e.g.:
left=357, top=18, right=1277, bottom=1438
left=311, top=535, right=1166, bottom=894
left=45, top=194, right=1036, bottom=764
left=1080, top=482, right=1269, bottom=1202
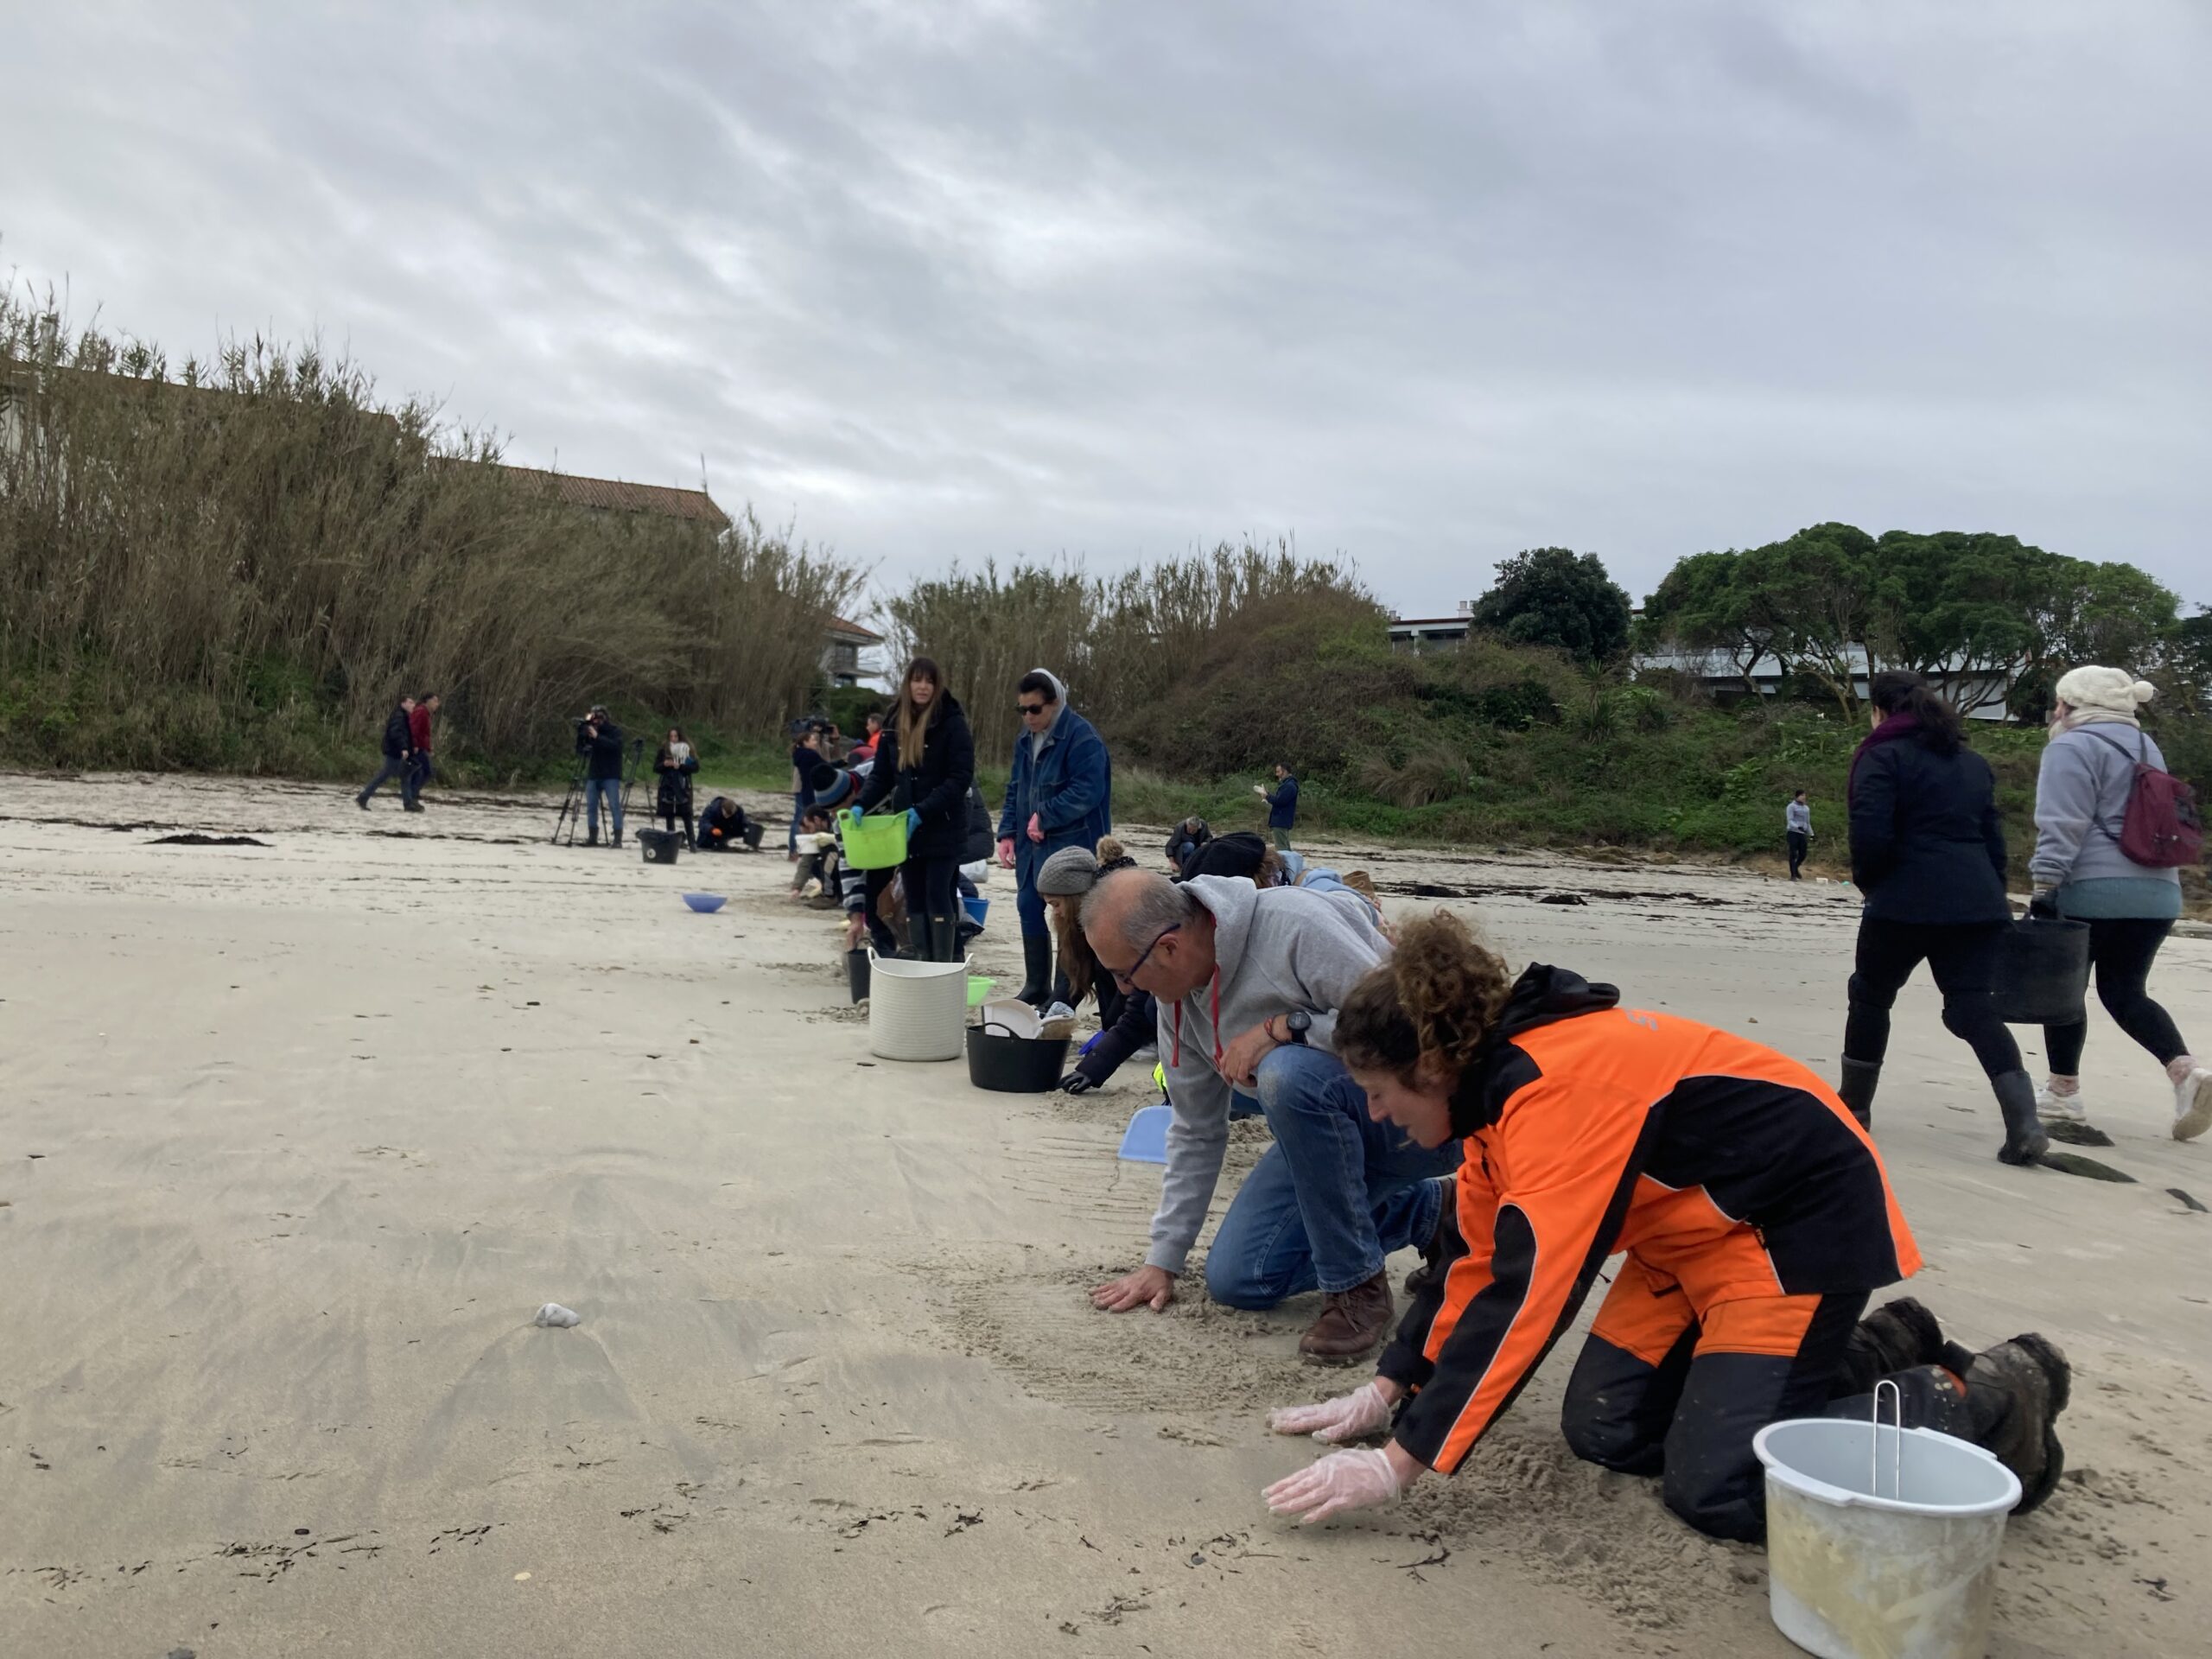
left=1380, top=964, right=1920, bottom=1476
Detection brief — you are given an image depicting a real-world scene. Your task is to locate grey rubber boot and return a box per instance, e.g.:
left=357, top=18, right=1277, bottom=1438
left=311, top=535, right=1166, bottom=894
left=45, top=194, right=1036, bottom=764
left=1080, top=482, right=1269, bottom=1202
left=1838, top=1058, right=1880, bottom=1128
left=1992, top=1070, right=2051, bottom=1166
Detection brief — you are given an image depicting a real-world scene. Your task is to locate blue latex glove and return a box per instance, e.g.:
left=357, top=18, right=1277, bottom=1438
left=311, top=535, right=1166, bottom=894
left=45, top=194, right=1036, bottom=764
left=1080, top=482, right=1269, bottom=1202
left=848, top=804, right=864, bottom=822
left=905, top=808, right=921, bottom=836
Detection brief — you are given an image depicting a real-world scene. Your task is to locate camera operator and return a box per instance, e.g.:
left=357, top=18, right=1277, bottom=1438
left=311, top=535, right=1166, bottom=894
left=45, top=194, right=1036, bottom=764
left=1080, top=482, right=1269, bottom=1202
left=576, top=705, right=627, bottom=849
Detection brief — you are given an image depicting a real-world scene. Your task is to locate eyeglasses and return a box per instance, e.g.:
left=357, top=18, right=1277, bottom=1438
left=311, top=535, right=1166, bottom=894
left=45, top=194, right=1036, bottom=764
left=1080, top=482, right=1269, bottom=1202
left=1107, top=923, right=1180, bottom=989
left=1018, top=701, right=1048, bottom=715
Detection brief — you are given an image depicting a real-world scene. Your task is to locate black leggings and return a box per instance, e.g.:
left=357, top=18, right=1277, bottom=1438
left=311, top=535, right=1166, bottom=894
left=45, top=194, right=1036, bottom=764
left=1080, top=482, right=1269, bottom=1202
left=865, top=854, right=960, bottom=959
left=2044, top=917, right=2188, bottom=1075
left=1845, top=918, right=2023, bottom=1080
left=1787, top=831, right=1808, bottom=878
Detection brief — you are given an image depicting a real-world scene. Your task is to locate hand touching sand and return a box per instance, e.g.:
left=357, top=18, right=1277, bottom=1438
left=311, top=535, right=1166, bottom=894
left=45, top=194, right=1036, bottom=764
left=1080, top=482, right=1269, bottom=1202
left=1091, top=1264, right=1176, bottom=1312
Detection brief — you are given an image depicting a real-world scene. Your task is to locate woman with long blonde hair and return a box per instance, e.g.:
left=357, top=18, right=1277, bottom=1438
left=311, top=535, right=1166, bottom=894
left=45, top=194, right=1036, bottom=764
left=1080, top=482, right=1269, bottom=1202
left=852, top=657, right=976, bottom=961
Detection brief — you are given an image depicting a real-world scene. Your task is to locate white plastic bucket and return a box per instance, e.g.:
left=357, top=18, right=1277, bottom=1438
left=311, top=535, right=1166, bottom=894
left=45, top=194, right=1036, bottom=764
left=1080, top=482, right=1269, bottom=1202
left=1753, top=1416, right=2020, bottom=1659
left=866, top=952, right=967, bottom=1062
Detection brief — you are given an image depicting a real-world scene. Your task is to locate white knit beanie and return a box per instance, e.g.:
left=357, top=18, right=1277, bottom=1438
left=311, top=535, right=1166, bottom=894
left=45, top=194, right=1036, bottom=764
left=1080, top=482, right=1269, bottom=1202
left=2053, top=665, right=2155, bottom=721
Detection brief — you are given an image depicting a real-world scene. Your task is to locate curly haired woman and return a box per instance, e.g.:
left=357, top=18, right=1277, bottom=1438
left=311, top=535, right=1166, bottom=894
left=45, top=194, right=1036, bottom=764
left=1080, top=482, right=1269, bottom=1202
left=1258, top=911, right=2073, bottom=1544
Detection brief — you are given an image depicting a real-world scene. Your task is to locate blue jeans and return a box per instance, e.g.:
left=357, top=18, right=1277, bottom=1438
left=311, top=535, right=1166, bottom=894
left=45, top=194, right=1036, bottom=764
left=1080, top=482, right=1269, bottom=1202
left=403, top=751, right=431, bottom=807
left=586, top=778, right=623, bottom=842
left=1205, top=1045, right=1460, bottom=1305
left=358, top=755, right=408, bottom=803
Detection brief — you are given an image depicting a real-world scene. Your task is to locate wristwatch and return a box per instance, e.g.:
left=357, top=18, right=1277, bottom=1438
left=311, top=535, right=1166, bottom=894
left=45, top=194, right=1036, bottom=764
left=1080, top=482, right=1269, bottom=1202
left=1282, top=1010, right=1312, bottom=1046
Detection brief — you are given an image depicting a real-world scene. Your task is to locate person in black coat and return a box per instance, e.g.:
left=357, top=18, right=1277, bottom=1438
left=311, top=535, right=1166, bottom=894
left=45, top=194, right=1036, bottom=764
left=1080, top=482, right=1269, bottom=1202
left=654, top=727, right=700, bottom=847
left=854, top=656, right=976, bottom=962
left=1841, top=671, right=2044, bottom=1165
left=355, top=696, right=416, bottom=809
left=1166, top=817, right=1211, bottom=875
left=577, top=706, right=628, bottom=848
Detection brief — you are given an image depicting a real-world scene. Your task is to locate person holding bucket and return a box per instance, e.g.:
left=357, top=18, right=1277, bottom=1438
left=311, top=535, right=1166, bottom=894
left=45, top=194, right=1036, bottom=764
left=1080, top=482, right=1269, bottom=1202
left=854, top=657, right=976, bottom=963
left=1259, top=909, right=2073, bottom=1544
left=999, top=668, right=1113, bottom=1005
left=1837, top=671, right=2046, bottom=1165
left=2028, top=666, right=2212, bottom=1143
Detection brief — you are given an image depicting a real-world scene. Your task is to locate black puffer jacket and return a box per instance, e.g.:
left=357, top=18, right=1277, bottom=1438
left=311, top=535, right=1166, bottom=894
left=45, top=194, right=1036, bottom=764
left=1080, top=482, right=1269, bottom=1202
left=856, top=694, right=976, bottom=860
left=1848, top=723, right=2010, bottom=925
left=579, top=719, right=626, bottom=782
left=381, top=705, right=412, bottom=758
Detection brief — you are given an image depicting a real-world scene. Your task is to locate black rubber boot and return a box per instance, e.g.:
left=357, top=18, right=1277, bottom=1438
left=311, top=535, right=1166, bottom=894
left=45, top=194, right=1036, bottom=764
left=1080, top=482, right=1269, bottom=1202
left=1017, top=931, right=1053, bottom=1007
left=1852, top=1297, right=1946, bottom=1375
left=1992, top=1070, right=2050, bottom=1166
left=1838, top=1058, right=1880, bottom=1128
left=926, top=915, right=961, bottom=965
left=1963, top=1334, right=2072, bottom=1514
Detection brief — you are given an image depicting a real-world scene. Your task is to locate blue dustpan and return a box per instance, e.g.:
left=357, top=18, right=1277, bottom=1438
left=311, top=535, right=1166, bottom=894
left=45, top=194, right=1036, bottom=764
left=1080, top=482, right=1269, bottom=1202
left=1117, top=1103, right=1172, bottom=1164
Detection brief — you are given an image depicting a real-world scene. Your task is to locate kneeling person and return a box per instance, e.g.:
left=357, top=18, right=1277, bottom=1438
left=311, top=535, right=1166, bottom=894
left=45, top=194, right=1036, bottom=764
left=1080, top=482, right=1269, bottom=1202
left=1261, top=912, right=2071, bottom=1542
left=1082, top=869, right=1457, bottom=1361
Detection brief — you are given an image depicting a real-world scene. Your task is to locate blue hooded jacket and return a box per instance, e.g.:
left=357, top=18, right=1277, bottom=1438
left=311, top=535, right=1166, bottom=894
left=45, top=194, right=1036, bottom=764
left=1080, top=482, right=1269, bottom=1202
left=1265, top=772, right=1300, bottom=829
left=997, top=670, right=1112, bottom=852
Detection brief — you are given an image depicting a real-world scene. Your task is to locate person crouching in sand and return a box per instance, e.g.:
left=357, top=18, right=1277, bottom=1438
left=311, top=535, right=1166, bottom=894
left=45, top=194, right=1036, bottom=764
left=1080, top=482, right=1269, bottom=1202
left=1261, top=911, right=2072, bottom=1543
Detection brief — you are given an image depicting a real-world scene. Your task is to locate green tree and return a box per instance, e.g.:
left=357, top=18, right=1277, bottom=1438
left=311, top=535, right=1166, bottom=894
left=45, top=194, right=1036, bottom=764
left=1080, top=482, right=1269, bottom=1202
left=1471, top=547, right=1631, bottom=663
left=1743, top=523, right=1879, bottom=717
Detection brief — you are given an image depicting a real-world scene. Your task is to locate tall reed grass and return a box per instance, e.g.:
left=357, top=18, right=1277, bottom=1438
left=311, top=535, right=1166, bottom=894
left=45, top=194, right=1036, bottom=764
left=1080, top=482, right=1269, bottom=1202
left=0, top=287, right=860, bottom=772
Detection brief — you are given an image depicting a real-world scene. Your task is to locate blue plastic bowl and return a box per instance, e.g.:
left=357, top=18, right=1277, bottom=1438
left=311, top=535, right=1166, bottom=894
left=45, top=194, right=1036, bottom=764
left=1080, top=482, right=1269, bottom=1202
left=682, top=893, right=728, bottom=913
left=962, top=895, right=989, bottom=928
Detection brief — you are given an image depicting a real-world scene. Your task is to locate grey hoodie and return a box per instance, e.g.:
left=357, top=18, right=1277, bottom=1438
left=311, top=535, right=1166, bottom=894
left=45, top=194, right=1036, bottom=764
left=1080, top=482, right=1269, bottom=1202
left=1145, top=875, right=1390, bottom=1275
left=2031, top=721, right=2183, bottom=893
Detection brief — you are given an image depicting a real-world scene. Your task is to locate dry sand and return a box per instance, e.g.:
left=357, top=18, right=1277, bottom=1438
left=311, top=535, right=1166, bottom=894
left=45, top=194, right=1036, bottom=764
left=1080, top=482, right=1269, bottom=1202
left=3, top=772, right=2208, bottom=1657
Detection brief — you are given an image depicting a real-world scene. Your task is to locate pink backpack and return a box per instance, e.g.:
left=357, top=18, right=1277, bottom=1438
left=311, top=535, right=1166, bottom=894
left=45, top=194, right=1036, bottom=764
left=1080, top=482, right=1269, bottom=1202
left=2086, top=728, right=2204, bottom=869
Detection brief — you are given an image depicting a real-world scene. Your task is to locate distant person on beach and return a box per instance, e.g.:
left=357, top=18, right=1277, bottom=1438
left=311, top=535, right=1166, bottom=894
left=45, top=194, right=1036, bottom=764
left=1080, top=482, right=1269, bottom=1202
left=1785, top=789, right=1812, bottom=879
left=1259, top=909, right=2071, bottom=1542
left=577, top=705, right=627, bottom=849
left=401, top=692, right=439, bottom=813
left=999, top=668, right=1112, bottom=1004
left=655, top=728, right=699, bottom=848
left=1256, top=763, right=1300, bottom=851
left=787, top=726, right=824, bottom=857
left=2028, top=666, right=2211, bottom=1143
left=849, top=710, right=886, bottom=765
left=1165, top=816, right=1211, bottom=876
left=696, top=795, right=761, bottom=852
left=355, top=695, right=415, bottom=810
left=855, top=656, right=976, bottom=963
left=1081, top=868, right=1457, bottom=1363
left=1839, top=671, right=2044, bottom=1164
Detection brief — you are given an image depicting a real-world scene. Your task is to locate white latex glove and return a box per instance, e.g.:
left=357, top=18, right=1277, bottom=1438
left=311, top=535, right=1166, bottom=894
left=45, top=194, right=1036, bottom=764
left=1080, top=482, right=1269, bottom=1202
left=1263, top=1448, right=1402, bottom=1525
left=1268, top=1381, right=1393, bottom=1444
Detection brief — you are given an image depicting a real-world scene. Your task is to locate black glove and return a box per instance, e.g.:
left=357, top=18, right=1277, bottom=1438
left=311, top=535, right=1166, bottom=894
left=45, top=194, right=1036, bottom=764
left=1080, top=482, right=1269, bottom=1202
left=2027, top=891, right=2060, bottom=921
left=1056, top=1071, right=1097, bottom=1095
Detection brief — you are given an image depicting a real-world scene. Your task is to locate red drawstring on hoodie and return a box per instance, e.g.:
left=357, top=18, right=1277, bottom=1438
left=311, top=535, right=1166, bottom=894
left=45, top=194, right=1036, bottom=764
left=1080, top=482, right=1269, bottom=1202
left=1169, top=969, right=1223, bottom=1071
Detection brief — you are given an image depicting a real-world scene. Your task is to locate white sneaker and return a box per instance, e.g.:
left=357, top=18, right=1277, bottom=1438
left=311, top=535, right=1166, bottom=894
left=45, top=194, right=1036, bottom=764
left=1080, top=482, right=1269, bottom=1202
left=2035, top=1084, right=2088, bottom=1127
left=2174, top=1069, right=2212, bottom=1142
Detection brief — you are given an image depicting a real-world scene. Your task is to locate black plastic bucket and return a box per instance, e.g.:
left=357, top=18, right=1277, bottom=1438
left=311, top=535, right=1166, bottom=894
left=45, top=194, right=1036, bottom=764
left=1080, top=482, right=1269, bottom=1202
left=1992, top=917, right=2091, bottom=1025
left=847, top=948, right=871, bottom=1004
left=639, top=828, right=682, bottom=865
left=965, top=1020, right=1071, bottom=1093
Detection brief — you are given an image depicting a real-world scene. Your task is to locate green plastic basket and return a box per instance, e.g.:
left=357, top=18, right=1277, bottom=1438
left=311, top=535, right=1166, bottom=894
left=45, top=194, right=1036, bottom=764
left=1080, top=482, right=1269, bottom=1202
left=837, top=807, right=908, bottom=869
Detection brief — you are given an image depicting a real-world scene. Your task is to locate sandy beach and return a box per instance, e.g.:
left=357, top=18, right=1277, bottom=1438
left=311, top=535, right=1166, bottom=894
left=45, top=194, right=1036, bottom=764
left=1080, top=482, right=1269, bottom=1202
left=3, top=771, right=2208, bottom=1658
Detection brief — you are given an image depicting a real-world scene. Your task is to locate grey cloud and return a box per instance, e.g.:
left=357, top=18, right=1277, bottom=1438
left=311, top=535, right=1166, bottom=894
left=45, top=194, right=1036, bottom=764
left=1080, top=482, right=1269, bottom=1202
left=4, top=0, right=2207, bottom=611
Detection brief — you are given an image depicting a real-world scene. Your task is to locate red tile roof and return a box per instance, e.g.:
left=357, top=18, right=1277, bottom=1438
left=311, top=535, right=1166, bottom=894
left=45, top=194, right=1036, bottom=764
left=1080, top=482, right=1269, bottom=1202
left=497, top=463, right=731, bottom=529
left=828, top=615, right=883, bottom=642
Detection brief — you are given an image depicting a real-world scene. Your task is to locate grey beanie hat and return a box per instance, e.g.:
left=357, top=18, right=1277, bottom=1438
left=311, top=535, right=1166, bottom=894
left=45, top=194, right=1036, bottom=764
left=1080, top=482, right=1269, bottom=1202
left=1035, top=843, right=1101, bottom=897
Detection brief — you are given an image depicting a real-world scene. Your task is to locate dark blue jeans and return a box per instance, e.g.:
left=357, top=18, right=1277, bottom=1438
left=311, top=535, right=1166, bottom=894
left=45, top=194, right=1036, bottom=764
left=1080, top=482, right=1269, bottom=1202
left=586, top=778, right=623, bottom=842
left=358, top=755, right=408, bottom=804
left=403, top=751, right=431, bottom=807
left=1205, top=1046, right=1459, bottom=1305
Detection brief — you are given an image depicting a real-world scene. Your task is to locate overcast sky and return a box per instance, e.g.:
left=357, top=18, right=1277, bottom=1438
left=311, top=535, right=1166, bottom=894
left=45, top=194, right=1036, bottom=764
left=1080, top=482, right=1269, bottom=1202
left=6, top=1, right=2208, bottom=615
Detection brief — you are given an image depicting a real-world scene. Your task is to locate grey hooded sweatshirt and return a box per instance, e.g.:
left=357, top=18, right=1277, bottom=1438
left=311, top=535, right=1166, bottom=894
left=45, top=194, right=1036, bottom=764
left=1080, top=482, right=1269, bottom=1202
left=1145, top=875, right=1391, bottom=1275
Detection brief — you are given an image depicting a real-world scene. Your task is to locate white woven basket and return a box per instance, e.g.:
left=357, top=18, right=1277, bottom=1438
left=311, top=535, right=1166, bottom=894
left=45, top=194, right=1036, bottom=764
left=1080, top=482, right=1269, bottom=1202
left=866, top=953, right=968, bottom=1061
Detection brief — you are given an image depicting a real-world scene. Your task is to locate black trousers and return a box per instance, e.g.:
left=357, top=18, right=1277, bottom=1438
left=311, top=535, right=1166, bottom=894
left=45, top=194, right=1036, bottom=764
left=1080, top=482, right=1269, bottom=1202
left=2044, top=916, right=2188, bottom=1074
left=1845, top=918, right=2023, bottom=1080
left=1786, top=831, right=1808, bottom=879
left=1561, top=1290, right=1974, bottom=1542
left=865, top=854, right=960, bottom=959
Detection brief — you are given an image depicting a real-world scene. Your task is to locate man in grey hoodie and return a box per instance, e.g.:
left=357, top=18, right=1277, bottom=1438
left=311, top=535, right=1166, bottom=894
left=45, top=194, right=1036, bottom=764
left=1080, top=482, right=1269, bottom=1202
left=1082, top=869, right=1458, bottom=1361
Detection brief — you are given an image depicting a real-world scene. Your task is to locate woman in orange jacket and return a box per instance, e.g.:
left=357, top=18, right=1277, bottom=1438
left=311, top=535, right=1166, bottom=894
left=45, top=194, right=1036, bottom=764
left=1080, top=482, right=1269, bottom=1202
left=1260, top=912, right=2072, bottom=1543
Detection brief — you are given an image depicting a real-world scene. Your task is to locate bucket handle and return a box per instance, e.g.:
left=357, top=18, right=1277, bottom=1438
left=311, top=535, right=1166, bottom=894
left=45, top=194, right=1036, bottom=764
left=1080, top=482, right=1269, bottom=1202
left=1871, top=1378, right=1902, bottom=1502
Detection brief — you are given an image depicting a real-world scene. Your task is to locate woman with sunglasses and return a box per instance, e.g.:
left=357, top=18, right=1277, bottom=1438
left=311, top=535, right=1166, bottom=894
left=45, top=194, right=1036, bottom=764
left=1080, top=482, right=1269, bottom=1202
left=853, top=656, right=976, bottom=962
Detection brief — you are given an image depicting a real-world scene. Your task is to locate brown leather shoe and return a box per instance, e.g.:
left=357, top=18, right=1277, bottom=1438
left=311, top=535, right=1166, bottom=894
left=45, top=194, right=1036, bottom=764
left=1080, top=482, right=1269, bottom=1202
left=1299, top=1270, right=1395, bottom=1364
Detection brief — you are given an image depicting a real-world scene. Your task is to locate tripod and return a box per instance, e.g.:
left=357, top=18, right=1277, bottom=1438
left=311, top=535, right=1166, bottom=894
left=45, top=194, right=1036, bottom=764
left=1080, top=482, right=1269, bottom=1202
left=616, top=737, right=647, bottom=837
left=550, top=753, right=587, bottom=845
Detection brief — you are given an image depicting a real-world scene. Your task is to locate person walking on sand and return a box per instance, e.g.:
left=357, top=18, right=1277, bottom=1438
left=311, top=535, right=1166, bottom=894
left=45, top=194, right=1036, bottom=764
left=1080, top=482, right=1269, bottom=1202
left=655, top=727, right=700, bottom=848
left=1258, top=910, right=2071, bottom=1542
left=999, top=668, right=1112, bottom=1005
left=854, top=657, right=977, bottom=963
left=402, top=692, right=440, bottom=813
left=2028, top=667, right=2212, bottom=1144
left=1836, top=671, right=2045, bottom=1165
left=1256, top=763, right=1300, bottom=852
left=1785, top=789, right=1812, bottom=880
left=356, top=695, right=415, bottom=810
left=787, top=725, right=824, bottom=857
left=577, top=705, right=627, bottom=849
left=1081, top=868, right=1458, bottom=1363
